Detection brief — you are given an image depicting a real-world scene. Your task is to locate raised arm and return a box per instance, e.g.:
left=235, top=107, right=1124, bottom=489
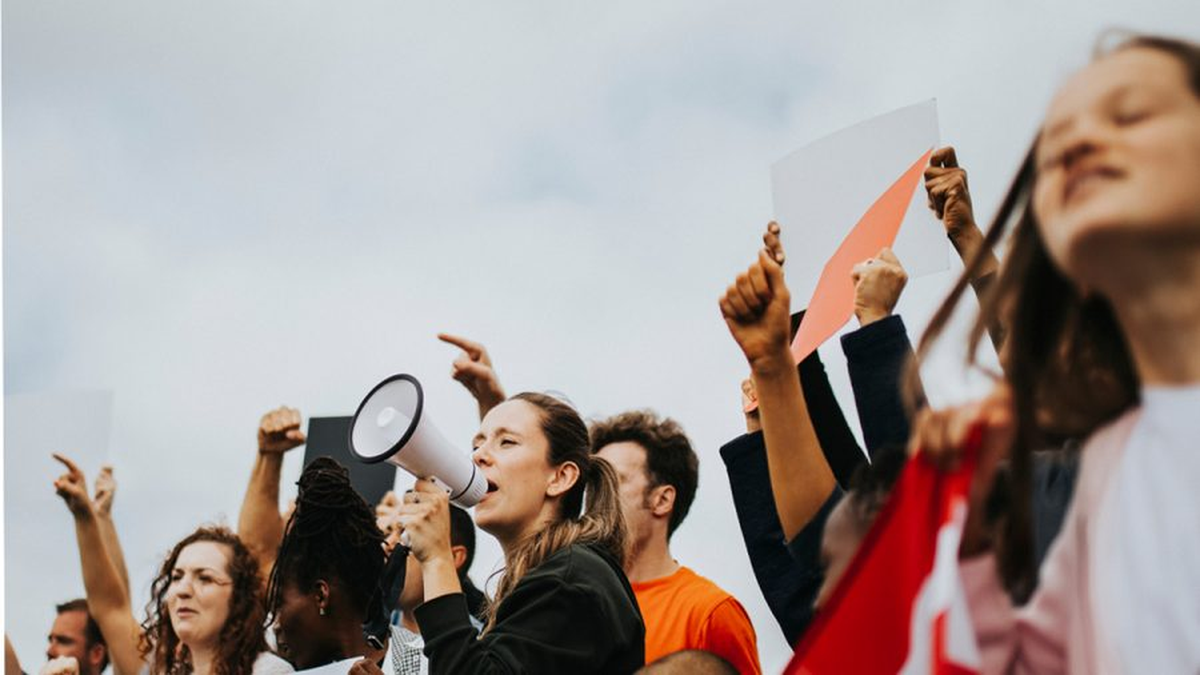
left=719, top=222, right=837, bottom=541
left=92, top=465, right=131, bottom=597
left=841, top=248, right=925, bottom=453
left=52, top=455, right=144, bottom=675
left=237, top=406, right=306, bottom=581
left=438, top=333, right=507, bottom=421
left=925, top=146, right=1005, bottom=348
left=6, top=635, right=22, bottom=675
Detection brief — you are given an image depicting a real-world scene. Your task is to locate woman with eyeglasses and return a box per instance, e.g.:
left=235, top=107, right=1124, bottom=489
left=53, top=454, right=292, bottom=675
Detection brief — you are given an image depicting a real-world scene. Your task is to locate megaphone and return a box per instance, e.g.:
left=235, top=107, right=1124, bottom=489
left=349, top=374, right=487, bottom=508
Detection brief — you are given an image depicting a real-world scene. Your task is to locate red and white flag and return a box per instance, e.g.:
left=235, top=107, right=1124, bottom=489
left=786, top=435, right=983, bottom=674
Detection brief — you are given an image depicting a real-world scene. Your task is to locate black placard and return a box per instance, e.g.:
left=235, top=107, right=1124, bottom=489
left=303, top=416, right=397, bottom=507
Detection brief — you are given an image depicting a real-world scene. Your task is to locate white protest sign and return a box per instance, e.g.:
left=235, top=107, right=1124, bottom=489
left=5, top=390, right=114, bottom=666
left=772, top=99, right=947, bottom=307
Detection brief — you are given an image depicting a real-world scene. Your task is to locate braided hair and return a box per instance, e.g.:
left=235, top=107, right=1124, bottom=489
left=265, top=457, right=385, bottom=624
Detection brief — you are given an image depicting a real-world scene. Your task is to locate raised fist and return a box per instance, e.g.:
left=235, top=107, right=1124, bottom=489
left=258, top=406, right=306, bottom=455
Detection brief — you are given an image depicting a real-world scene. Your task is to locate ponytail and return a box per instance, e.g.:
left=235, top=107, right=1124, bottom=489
left=481, top=393, right=628, bottom=632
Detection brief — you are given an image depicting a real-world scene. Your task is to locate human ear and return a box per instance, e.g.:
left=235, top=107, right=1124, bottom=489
left=650, top=484, right=676, bottom=519
left=546, top=461, right=581, bottom=498
left=89, top=644, right=107, bottom=670
left=450, top=545, right=468, bottom=571
left=314, top=580, right=331, bottom=615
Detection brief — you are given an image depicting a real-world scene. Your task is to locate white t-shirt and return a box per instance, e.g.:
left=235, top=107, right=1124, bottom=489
left=1096, top=383, right=1200, bottom=673
left=138, top=650, right=293, bottom=675
left=252, top=652, right=295, bottom=674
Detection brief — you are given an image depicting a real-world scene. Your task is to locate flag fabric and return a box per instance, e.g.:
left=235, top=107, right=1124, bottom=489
left=786, top=431, right=983, bottom=674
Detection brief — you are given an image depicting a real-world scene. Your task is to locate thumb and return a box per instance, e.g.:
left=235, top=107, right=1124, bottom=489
left=877, top=247, right=902, bottom=268
left=286, top=429, right=306, bottom=444
left=758, top=248, right=786, bottom=296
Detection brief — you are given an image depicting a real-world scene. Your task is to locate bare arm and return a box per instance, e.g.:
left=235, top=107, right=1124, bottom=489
left=6, top=635, right=22, bottom=675
left=237, top=407, right=305, bottom=581
left=53, top=455, right=145, bottom=675
left=720, top=223, right=837, bottom=540
left=925, top=146, right=1004, bottom=348
left=92, top=466, right=131, bottom=597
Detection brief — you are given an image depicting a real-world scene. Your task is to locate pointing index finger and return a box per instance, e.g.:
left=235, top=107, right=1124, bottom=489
left=437, top=333, right=483, bottom=359
left=52, top=453, right=83, bottom=476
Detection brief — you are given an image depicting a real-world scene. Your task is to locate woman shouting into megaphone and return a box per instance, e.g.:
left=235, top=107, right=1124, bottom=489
left=397, top=392, right=646, bottom=674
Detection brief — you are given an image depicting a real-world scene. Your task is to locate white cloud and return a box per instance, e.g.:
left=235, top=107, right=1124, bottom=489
left=5, top=1, right=1197, bottom=670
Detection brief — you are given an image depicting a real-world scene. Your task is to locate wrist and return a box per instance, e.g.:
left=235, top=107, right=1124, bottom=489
left=72, top=502, right=97, bottom=521
left=477, top=390, right=506, bottom=414
left=421, top=554, right=463, bottom=602
left=948, top=223, right=983, bottom=251
left=856, top=307, right=889, bottom=327
left=256, top=448, right=287, bottom=462
left=749, top=349, right=795, bottom=378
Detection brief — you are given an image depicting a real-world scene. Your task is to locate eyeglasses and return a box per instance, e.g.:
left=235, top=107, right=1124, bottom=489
left=168, top=568, right=233, bottom=593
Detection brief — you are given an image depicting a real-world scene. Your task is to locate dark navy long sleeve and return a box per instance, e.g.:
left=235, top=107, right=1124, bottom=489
left=719, top=347, right=863, bottom=644
left=721, top=431, right=841, bottom=644
left=840, top=314, right=920, bottom=455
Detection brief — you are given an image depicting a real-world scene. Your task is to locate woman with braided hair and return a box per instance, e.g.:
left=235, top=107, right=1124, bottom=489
left=265, top=457, right=389, bottom=671
left=398, top=392, right=645, bottom=674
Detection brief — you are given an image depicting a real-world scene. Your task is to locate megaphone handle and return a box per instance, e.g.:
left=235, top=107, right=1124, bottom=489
left=428, top=476, right=454, bottom=497
left=401, top=476, right=452, bottom=547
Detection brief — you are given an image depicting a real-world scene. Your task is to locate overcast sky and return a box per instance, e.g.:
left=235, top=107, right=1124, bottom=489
left=4, top=1, right=1197, bottom=670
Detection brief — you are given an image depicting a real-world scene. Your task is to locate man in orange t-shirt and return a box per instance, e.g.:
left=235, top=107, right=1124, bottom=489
left=592, top=411, right=761, bottom=674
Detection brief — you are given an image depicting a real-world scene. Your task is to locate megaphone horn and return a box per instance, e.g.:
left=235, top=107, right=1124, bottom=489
left=348, top=374, right=487, bottom=508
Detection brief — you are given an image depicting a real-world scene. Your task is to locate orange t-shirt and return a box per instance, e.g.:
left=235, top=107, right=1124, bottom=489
left=631, top=565, right=761, bottom=674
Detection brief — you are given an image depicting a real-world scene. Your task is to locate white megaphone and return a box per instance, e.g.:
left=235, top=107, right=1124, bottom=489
left=349, top=374, right=487, bottom=508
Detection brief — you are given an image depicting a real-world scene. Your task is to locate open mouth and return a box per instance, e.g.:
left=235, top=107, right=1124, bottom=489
left=1064, top=166, right=1121, bottom=205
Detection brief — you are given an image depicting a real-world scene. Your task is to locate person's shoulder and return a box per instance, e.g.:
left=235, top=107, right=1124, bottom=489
left=252, top=651, right=295, bottom=674
left=518, top=542, right=633, bottom=606
left=673, top=566, right=743, bottom=613
left=534, top=542, right=623, bottom=582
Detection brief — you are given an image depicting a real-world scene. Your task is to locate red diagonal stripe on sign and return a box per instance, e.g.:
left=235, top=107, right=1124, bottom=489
left=791, top=148, right=933, bottom=363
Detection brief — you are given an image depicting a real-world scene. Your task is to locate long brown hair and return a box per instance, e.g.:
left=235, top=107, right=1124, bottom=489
left=482, top=392, right=628, bottom=632
left=139, top=526, right=268, bottom=675
left=914, top=33, right=1200, bottom=599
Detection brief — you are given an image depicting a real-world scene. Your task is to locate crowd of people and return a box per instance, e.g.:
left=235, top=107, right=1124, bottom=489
left=7, top=32, right=1199, bottom=674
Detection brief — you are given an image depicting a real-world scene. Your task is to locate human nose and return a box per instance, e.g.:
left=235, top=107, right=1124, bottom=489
left=1056, top=114, right=1111, bottom=172
left=473, top=441, right=493, bottom=468
left=169, top=574, right=195, bottom=599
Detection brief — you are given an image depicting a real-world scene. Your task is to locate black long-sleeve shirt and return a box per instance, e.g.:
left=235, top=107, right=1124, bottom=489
left=720, top=315, right=915, bottom=644
left=415, top=542, right=645, bottom=674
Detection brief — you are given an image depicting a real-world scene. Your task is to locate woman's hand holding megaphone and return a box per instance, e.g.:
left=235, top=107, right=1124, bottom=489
left=397, top=478, right=463, bottom=601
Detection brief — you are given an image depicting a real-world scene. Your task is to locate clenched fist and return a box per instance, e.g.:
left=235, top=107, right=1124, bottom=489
left=258, top=406, right=306, bottom=455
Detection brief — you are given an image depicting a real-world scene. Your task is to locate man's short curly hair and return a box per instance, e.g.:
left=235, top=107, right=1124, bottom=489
left=589, top=410, right=698, bottom=537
